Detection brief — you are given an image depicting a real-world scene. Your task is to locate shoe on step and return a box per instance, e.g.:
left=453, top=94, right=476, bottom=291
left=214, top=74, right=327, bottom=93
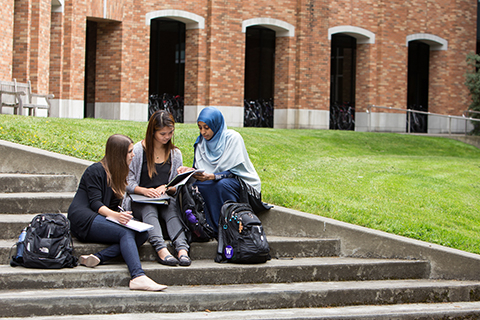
left=178, top=254, right=191, bottom=266
left=129, top=275, right=167, bottom=291
left=79, top=254, right=100, bottom=268
left=157, top=254, right=179, bottom=266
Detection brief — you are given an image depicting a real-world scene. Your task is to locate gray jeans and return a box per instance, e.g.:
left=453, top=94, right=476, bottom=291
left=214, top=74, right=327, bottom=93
left=131, top=197, right=189, bottom=254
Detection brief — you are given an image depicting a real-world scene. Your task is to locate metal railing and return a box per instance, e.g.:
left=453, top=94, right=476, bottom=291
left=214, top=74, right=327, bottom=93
left=463, top=110, right=480, bottom=134
left=366, top=105, right=480, bottom=135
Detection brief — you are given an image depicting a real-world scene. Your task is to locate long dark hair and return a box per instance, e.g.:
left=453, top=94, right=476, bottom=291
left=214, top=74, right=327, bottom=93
left=100, top=134, right=133, bottom=198
left=144, top=110, right=176, bottom=178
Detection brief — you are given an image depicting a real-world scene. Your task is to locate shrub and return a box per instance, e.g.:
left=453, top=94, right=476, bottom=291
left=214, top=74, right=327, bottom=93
left=464, top=52, right=480, bottom=135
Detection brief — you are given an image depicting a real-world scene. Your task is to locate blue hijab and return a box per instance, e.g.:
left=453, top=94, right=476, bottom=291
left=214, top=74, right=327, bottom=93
left=194, top=107, right=227, bottom=163
left=194, top=107, right=262, bottom=191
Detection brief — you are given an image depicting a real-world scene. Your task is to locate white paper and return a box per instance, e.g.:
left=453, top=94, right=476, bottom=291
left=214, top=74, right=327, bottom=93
left=106, top=217, right=154, bottom=232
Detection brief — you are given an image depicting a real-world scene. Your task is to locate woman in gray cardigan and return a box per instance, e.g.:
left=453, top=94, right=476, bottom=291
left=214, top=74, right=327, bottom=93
left=123, top=110, right=190, bottom=266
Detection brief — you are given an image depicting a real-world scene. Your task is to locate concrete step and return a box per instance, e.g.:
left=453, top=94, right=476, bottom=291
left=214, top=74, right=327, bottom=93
left=0, top=173, right=77, bottom=193
left=0, top=236, right=341, bottom=265
left=4, top=302, right=480, bottom=320
left=0, top=192, right=75, bottom=213
left=0, top=257, right=430, bottom=290
left=0, top=214, right=37, bottom=239
left=1, top=279, right=479, bottom=318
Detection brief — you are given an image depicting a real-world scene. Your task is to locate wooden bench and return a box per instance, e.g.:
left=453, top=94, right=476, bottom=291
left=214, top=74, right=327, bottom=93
left=0, top=79, right=54, bottom=116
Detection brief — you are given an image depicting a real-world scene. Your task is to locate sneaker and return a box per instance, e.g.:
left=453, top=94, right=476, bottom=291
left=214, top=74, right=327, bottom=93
left=79, top=254, right=100, bottom=268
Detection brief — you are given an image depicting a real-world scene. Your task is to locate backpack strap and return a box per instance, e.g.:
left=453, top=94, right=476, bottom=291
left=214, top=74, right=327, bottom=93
left=171, top=183, right=192, bottom=243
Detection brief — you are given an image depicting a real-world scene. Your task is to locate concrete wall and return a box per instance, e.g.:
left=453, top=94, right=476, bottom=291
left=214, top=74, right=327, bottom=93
left=0, top=140, right=92, bottom=184
left=260, top=206, right=480, bottom=281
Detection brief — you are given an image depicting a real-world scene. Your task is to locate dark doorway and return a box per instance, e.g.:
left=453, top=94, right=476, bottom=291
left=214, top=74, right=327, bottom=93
left=84, top=20, right=97, bottom=118
left=149, top=19, right=185, bottom=122
left=407, top=41, right=429, bottom=133
left=330, top=34, right=356, bottom=130
left=244, top=26, right=275, bottom=127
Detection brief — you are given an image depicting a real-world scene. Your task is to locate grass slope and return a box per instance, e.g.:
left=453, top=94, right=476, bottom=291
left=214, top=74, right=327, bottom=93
left=1, top=114, right=480, bottom=254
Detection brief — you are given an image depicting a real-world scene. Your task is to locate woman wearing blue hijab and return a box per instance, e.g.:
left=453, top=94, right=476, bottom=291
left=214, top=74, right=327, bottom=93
left=179, top=107, right=262, bottom=236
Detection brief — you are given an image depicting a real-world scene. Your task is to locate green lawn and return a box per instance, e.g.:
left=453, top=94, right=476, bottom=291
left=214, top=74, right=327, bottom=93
left=1, top=114, right=480, bottom=254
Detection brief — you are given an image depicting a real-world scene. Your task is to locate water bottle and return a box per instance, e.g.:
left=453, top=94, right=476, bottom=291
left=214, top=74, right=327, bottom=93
left=185, top=209, right=198, bottom=224
left=16, top=228, right=27, bottom=259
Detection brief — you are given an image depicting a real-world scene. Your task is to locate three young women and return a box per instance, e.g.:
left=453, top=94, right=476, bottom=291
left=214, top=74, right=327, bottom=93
left=123, top=110, right=191, bottom=266
left=67, top=134, right=167, bottom=291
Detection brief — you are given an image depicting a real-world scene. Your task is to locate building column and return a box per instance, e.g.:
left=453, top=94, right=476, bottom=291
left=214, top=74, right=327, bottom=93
left=13, top=0, right=51, bottom=92
left=184, top=27, right=209, bottom=123
left=0, top=0, right=15, bottom=80
left=274, top=35, right=297, bottom=129
left=204, top=0, right=245, bottom=127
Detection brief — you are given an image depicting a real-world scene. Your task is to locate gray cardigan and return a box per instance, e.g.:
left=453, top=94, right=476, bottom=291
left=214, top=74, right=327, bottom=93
left=122, top=141, right=183, bottom=211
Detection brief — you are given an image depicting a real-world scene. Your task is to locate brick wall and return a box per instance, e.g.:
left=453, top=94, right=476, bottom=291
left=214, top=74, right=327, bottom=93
left=61, top=0, right=86, bottom=101
left=2, top=0, right=477, bottom=125
left=30, top=0, right=51, bottom=93
left=13, top=0, right=31, bottom=83
left=49, top=11, right=64, bottom=99
left=295, top=0, right=331, bottom=111
left=0, top=0, right=14, bottom=80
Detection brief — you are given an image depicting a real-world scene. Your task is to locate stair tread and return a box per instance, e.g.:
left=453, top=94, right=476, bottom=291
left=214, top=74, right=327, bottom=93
left=0, top=235, right=337, bottom=246
left=2, top=277, right=479, bottom=297
left=0, top=257, right=430, bottom=290
left=0, top=173, right=75, bottom=177
left=1, top=278, right=479, bottom=318
left=0, top=192, right=76, bottom=198
left=0, top=256, right=427, bottom=275
left=7, top=302, right=478, bottom=320
left=0, top=213, right=40, bottom=223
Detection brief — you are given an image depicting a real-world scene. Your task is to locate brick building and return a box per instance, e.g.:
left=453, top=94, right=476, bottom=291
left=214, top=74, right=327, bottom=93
left=0, top=0, right=477, bottom=132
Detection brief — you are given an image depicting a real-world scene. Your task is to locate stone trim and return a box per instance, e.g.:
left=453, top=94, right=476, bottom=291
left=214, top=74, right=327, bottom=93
left=242, top=18, right=295, bottom=37
left=328, top=25, right=375, bottom=44
left=145, top=9, right=205, bottom=30
left=406, top=33, right=448, bottom=51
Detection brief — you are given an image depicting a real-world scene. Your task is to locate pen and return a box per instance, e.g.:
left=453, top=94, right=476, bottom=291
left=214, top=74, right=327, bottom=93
left=118, top=206, right=135, bottom=221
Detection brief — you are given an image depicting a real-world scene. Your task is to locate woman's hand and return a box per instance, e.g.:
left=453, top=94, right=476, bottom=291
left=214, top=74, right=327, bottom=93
left=177, top=166, right=194, bottom=174
left=194, top=171, right=215, bottom=182
left=116, top=211, right=133, bottom=225
left=98, top=206, right=132, bottom=225
left=142, top=185, right=167, bottom=198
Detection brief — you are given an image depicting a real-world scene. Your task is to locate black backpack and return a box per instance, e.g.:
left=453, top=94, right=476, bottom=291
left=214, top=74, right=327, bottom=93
left=10, top=213, right=78, bottom=269
left=175, top=180, right=215, bottom=243
left=215, top=201, right=270, bottom=264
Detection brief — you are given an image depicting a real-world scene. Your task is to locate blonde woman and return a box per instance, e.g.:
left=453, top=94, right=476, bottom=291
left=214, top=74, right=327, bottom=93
left=68, top=134, right=166, bottom=291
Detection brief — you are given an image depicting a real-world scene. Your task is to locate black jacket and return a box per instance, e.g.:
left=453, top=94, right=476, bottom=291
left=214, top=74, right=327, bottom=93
left=67, top=162, right=118, bottom=241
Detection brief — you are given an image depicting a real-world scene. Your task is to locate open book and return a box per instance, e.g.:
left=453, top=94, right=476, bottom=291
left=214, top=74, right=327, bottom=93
left=106, top=217, right=154, bottom=232
left=129, top=169, right=204, bottom=205
left=166, top=169, right=204, bottom=188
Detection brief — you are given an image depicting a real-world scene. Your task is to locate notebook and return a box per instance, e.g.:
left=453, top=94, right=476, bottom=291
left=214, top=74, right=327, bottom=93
left=129, top=193, right=169, bottom=205
left=106, top=217, right=154, bottom=232
left=129, top=169, right=204, bottom=205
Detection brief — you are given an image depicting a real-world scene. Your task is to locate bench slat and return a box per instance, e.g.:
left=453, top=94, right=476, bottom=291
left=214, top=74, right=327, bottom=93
left=0, top=79, right=53, bottom=116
